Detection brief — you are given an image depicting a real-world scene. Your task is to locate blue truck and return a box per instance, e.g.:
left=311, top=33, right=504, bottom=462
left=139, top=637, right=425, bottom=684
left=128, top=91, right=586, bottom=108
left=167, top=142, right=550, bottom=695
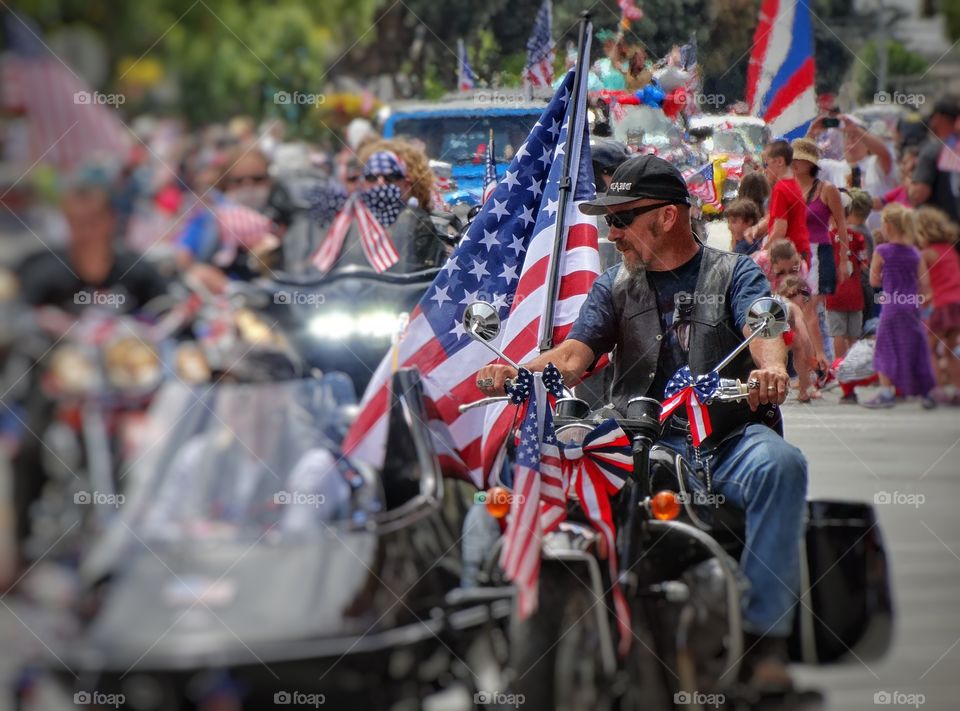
left=380, top=93, right=549, bottom=201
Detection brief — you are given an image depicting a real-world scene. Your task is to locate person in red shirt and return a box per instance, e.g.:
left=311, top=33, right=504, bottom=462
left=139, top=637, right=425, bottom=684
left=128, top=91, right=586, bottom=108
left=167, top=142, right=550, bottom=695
left=745, top=140, right=812, bottom=263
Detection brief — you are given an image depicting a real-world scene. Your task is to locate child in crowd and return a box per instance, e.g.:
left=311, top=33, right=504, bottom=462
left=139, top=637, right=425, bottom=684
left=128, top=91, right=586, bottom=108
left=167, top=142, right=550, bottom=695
left=737, top=170, right=771, bottom=215
left=843, top=188, right=877, bottom=327
left=755, top=239, right=829, bottom=379
left=917, top=206, right=960, bottom=404
left=777, top=276, right=819, bottom=402
left=864, top=203, right=937, bottom=408
left=726, top=198, right=762, bottom=255
left=825, top=192, right=871, bottom=359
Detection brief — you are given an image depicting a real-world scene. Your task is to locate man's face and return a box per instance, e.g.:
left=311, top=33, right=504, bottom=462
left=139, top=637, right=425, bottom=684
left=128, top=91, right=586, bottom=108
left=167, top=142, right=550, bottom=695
left=604, top=199, right=675, bottom=273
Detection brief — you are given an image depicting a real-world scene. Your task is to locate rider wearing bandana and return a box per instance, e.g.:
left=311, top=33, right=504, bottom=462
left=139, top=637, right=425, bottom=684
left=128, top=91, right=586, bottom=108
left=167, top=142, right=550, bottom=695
left=359, top=143, right=447, bottom=271
left=476, top=154, right=808, bottom=692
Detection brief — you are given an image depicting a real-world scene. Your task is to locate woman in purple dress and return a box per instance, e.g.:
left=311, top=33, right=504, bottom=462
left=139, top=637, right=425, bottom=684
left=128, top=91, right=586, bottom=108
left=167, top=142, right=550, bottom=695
left=863, top=203, right=937, bottom=408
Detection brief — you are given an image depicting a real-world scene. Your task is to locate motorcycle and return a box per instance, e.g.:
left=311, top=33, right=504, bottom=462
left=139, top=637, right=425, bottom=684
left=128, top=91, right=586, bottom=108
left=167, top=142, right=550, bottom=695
left=457, top=296, right=894, bottom=710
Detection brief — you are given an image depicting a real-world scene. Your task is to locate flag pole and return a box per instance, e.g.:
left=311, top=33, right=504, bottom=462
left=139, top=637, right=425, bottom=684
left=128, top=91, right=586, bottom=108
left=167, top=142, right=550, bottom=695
left=538, top=11, right=592, bottom=353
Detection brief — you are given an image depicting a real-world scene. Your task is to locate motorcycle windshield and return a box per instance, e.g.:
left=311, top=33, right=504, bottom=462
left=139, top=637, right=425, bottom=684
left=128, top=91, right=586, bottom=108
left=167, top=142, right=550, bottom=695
left=119, top=376, right=381, bottom=544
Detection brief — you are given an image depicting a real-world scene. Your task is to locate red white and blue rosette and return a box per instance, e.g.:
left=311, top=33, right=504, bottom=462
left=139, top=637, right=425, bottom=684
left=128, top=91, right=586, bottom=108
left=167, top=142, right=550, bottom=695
left=659, top=366, right=720, bottom=447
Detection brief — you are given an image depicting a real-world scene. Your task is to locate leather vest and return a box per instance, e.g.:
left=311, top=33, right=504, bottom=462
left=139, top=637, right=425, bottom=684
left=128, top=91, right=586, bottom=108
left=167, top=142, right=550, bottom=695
left=608, top=246, right=759, bottom=433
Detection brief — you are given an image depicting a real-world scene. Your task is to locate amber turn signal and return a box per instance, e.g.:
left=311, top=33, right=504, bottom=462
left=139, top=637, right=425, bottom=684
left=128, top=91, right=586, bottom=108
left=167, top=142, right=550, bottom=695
left=650, top=490, right=681, bottom=521
left=485, top=486, right=511, bottom=519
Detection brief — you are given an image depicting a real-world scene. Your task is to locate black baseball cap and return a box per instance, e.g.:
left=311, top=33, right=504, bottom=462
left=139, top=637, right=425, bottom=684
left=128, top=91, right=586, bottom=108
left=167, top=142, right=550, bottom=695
left=579, top=153, right=690, bottom=215
left=590, top=138, right=631, bottom=174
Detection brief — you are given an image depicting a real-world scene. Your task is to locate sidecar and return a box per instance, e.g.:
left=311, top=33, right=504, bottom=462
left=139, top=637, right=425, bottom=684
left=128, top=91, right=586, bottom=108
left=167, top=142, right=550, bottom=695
left=21, top=369, right=510, bottom=709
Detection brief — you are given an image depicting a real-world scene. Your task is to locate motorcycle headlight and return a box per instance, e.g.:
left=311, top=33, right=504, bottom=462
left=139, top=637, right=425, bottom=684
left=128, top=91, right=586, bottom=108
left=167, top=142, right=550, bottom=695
left=49, top=345, right=99, bottom=395
left=307, top=311, right=408, bottom=340
left=104, top=337, right=162, bottom=392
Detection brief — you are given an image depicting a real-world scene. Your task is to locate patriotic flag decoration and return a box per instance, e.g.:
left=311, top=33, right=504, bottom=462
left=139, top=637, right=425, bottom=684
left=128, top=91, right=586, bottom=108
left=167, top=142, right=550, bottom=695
left=500, top=367, right=564, bottom=617
left=745, top=0, right=817, bottom=140
left=310, top=194, right=400, bottom=274
left=481, top=130, right=498, bottom=204
left=659, top=366, right=720, bottom=447
left=343, top=67, right=599, bottom=487
left=523, top=0, right=555, bottom=88
left=0, top=12, right=130, bottom=169
left=457, top=38, right=477, bottom=92
left=562, top=417, right=634, bottom=653
left=684, top=162, right=722, bottom=208
left=212, top=203, right=277, bottom=268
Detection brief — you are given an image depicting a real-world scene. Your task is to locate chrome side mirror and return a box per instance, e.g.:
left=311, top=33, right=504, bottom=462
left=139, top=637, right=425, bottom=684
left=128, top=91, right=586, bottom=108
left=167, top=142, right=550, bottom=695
left=463, top=301, right=502, bottom=342
left=745, top=297, right=789, bottom=338
left=463, top=301, right=520, bottom=369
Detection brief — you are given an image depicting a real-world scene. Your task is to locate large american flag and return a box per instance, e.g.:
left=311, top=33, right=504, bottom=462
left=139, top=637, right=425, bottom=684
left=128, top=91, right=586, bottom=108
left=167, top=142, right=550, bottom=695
left=523, top=0, right=555, bottom=88
left=343, top=68, right=599, bottom=487
left=1, top=12, right=129, bottom=169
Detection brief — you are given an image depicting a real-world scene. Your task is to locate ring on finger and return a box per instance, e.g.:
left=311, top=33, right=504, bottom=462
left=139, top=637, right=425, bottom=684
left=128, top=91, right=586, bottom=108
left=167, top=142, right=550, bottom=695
left=747, top=378, right=761, bottom=390
left=477, top=377, right=494, bottom=388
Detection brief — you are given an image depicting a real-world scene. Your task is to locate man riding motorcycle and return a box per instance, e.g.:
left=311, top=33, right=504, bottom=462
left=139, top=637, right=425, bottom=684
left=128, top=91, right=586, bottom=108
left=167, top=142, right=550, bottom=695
left=476, top=154, right=808, bottom=692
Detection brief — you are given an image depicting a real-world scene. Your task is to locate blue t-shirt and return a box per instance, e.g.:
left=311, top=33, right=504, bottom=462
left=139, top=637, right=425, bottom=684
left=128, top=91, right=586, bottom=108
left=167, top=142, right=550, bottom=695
left=568, top=247, right=771, bottom=399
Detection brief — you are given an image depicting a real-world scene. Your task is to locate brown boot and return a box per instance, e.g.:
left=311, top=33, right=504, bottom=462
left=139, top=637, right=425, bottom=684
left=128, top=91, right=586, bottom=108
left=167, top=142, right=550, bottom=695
left=740, top=633, right=794, bottom=694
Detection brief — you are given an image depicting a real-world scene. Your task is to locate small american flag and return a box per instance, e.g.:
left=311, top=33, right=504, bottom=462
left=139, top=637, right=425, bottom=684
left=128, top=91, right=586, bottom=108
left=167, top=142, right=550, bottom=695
left=481, top=129, right=498, bottom=203
left=343, top=66, right=598, bottom=487
left=684, top=161, right=721, bottom=208
left=1, top=12, right=129, bottom=169
left=501, top=371, right=564, bottom=617
left=524, top=0, right=555, bottom=88
left=213, top=203, right=276, bottom=268
left=457, top=38, right=477, bottom=92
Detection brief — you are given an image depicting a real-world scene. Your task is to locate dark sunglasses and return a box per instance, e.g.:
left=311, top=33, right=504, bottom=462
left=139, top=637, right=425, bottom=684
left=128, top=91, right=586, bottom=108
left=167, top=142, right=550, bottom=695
left=364, top=172, right=404, bottom=183
left=345, top=174, right=361, bottom=183
left=604, top=201, right=675, bottom=228
left=226, top=174, right=269, bottom=187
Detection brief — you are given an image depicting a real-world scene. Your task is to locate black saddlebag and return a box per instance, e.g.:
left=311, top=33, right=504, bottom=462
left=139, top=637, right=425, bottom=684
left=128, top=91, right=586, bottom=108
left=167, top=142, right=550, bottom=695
left=787, top=500, right=894, bottom=665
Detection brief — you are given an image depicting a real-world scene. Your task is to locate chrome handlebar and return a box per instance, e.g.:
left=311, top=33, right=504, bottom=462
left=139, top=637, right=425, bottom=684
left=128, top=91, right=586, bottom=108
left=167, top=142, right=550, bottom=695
left=458, top=378, right=751, bottom=414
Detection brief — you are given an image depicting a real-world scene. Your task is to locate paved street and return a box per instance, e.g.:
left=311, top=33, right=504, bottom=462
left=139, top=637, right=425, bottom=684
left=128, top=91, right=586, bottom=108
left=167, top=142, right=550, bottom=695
left=788, top=392, right=960, bottom=711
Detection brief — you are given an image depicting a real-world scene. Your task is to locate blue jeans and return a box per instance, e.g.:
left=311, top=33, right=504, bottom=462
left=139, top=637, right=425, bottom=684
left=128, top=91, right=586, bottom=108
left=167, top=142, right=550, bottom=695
left=659, top=423, right=808, bottom=637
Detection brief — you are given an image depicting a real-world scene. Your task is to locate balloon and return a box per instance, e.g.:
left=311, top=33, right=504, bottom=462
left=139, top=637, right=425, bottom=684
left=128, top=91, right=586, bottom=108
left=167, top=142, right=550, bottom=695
left=662, top=87, right=688, bottom=118
left=637, top=81, right=665, bottom=108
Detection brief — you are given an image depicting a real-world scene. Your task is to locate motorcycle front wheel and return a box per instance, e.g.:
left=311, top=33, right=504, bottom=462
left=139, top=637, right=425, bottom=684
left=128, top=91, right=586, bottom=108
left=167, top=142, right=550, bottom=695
left=506, top=563, right=615, bottom=711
